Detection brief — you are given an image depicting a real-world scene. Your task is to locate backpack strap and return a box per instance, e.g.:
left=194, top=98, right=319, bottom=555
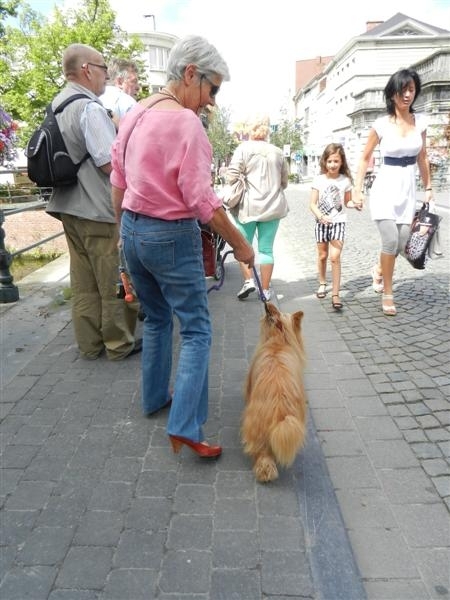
left=53, top=93, right=91, bottom=114
left=53, top=93, right=93, bottom=164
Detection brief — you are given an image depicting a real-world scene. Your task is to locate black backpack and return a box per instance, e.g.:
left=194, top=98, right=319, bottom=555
left=26, top=94, right=91, bottom=188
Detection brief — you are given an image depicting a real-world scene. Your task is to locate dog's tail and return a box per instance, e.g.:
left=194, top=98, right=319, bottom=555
left=270, top=415, right=306, bottom=467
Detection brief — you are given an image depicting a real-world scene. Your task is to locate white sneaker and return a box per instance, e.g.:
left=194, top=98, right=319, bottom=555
left=262, top=288, right=272, bottom=301
left=237, top=279, right=256, bottom=300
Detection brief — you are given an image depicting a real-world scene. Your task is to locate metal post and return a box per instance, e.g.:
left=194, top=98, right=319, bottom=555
left=144, top=14, right=156, bottom=30
left=0, top=209, right=19, bottom=303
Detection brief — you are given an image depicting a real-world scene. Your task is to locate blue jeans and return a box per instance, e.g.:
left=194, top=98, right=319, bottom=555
left=121, top=211, right=211, bottom=441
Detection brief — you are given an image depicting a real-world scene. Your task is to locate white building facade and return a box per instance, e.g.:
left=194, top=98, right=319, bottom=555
left=134, top=31, right=179, bottom=94
left=293, top=13, right=450, bottom=183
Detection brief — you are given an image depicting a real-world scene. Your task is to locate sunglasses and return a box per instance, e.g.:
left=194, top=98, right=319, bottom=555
left=201, top=74, right=220, bottom=98
left=83, top=62, right=108, bottom=72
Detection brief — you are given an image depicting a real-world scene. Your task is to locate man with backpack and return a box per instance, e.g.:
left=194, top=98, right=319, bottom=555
left=45, top=43, right=140, bottom=361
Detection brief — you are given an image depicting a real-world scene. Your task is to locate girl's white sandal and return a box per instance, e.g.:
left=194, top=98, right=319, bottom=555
left=382, top=294, right=397, bottom=316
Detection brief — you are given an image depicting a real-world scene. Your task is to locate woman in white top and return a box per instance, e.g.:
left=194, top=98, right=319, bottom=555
left=354, top=68, right=434, bottom=316
left=226, top=118, right=289, bottom=301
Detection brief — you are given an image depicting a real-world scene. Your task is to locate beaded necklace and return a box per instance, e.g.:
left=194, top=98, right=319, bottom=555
left=160, top=88, right=182, bottom=105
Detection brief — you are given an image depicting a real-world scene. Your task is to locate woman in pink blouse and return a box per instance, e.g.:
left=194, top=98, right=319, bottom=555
left=111, top=35, right=254, bottom=459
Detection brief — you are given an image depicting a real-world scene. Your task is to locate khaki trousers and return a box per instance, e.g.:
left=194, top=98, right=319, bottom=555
left=61, top=214, right=138, bottom=360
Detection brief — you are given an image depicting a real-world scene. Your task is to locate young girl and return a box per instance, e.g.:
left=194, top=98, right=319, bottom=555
left=309, top=143, right=362, bottom=310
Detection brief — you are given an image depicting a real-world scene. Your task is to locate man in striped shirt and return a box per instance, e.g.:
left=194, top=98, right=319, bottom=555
left=46, top=43, right=140, bottom=361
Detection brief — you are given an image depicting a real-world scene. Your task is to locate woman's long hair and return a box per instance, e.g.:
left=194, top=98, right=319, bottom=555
left=384, top=68, right=421, bottom=116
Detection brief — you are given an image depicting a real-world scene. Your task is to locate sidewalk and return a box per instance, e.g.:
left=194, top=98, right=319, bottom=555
left=1, top=186, right=449, bottom=599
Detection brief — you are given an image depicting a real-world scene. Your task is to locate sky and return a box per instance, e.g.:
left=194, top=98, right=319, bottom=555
left=21, top=0, right=450, bottom=122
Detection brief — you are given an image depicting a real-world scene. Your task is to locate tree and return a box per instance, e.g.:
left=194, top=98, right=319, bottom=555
left=0, top=0, right=143, bottom=144
left=0, top=0, right=19, bottom=36
left=270, top=118, right=303, bottom=156
left=205, top=105, right=238, bottom=168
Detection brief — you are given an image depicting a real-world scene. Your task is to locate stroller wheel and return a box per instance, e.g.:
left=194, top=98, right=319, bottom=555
left=214, top=259, right=224, bottom=280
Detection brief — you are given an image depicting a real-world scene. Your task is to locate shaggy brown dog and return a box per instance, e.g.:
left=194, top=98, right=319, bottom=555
left=241, top=302, right=307, bottom=482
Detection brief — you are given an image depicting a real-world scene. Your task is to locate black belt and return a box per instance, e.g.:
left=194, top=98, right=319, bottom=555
left=383, top=156, right=417, bottom=167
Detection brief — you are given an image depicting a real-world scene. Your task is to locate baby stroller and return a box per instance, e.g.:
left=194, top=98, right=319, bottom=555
left=200, top=224, right=226, bottom=280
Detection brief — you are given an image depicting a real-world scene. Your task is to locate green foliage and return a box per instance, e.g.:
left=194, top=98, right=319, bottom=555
left=206, top=106, right=238, bottom=166
left=270, top=118, right=303, bottom=155
left=0, top=0, right=19, bottom=35
left=0, top=0, right=144, bottom=144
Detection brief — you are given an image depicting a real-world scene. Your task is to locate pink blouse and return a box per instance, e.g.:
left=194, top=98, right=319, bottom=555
left=110, top=105, right=222, bottom=223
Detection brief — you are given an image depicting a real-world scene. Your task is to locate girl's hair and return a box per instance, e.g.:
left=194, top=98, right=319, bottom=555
left=384, top=68, right=421, bottom=115
left=319, top=143, right=353, bottom=182
left=166, top=35, right=230, bottom=82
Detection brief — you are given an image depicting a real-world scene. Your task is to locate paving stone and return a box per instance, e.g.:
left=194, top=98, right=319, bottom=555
left=411, top=547, right=450, bottom=600
left=99, top=568, right=158, bottom=599
left=366, top=439, right=418, bottom=468
left=364, top=579, right=429, bottom=600
left=432, top=475, right=450, bottom=498
left=159, top=550, right=211, bottom=594
left=439, top=440, right=450, bottom=457
left=114, top=530, right=165, bottom=568
left=259, top=515, right=305, bottom=550
left=4, top=479, right=54, bottom=510
left=310, top=407, right=354, bottom=431
left=212, top=530, right=259, bottom=568
left=1, top=443, right=40, bottom=468
left=214, top=498, right=258, bottom=530
left=378, top=468, right=441, bottom=504
left=391, top=503, right=450, bottom=547
left=317, top=430, right=365, bottom=457
left=210, top=569, right=261, bottom=600
left=0, top=565, right=57, bottom=599
left=125, top=497, right=172, bottom=532
left=348, top=527, right=419, bottom=579
left=87, top=481, right=133, bottom=511
left=18, top=526, right=74, bottom=565
left=55, top=546, right=112, bottom=589
left=355, top=415, right=402, bottom=440
left=403, top=429, right=428, bottom=443
left=411, top=442, right=444, bottom=460
left=135, top=469, right=177, bottom=498
left=167, top=515, right=212, bottom=550
left=261, top=550, right=314, bottom=596
left=73, top=510, right=123, bottom=546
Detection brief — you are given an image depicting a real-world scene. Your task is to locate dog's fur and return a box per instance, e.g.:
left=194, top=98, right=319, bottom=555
left=241, top=302, right=307, bottom=482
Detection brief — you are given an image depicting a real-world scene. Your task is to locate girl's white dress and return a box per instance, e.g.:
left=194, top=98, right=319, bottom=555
left=369, top=113, right=427, bottom=224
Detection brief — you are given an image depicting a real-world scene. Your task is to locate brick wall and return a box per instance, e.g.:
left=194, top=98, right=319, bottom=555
left=3, top=209, right=68, bottom=255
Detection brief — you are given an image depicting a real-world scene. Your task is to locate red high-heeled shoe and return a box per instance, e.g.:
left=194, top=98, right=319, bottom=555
left=169, top=435, right=222, bottom=458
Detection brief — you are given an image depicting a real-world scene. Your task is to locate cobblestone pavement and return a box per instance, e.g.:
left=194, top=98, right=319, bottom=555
left=0, top=183, right=449, bottom=599
left=279, top=185, right=450, bottom=506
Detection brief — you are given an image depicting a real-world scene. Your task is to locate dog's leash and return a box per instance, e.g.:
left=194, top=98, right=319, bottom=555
left=252, top=267, right=284, bottom=331
left=252, top=267, right=272, bottom=317
left=207, top=250, right=233, bottom=294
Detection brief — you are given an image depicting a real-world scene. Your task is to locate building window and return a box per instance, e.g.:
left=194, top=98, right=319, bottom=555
left=148, top=46, right=169, bottom=71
